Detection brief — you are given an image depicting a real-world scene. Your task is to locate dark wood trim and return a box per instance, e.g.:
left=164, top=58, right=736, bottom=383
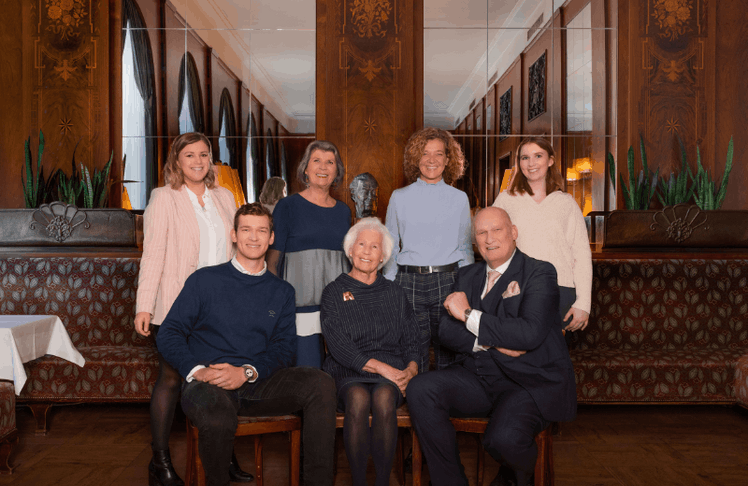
left=109, top=0, right=123, bottom=208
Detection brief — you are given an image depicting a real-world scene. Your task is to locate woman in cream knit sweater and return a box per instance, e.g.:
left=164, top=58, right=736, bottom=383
left=493, top=137, right=592, bottom=334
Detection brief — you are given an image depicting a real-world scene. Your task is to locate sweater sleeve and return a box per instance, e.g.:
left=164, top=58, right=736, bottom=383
left=456, top=192, right=475, bottom=267
left=156, top=272, right=203, bottom=378
left=320, top=283, right=371, bottom=373
left=382, top=193, right=401, bottom=281
left=136, top=188, right=170, bottom=317
left=567, top=201, right=593, bottom=313
left=399, top=288, right=421, bottom=367
left=252, top=285, right=297, bottom=379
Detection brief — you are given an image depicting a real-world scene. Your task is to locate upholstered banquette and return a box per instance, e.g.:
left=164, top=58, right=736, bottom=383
left=0, top=255, right=157, bottom=433
left=571, top=254, right=748, bottom=407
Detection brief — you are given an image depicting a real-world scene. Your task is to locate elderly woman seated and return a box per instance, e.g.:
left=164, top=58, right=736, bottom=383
left=321, top=217, right=420, bottom=486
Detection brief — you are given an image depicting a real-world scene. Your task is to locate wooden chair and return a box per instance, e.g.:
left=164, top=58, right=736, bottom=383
left=185, top=414, right=301, bottom=486
left=411, top=418, right=554, bottom=486
left=333, top=404, right=421, bottom=486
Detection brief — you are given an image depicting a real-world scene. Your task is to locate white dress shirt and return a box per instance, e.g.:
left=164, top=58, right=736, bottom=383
left=466, top=249, right=516, bottom=352
left=186, top=185, right=227, bottom=270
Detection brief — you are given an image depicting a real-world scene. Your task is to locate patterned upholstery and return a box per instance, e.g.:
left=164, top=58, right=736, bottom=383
left=0, top=257, right=158, bottom=403
left=735, top=355, right=748, bottom=409
left=572, top=258, right=748, bottom=404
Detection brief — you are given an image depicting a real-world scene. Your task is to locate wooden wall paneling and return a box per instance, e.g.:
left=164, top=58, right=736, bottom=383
left=486, top=85, right=497, bottom=205
left=317, top=0, right=423, bottom=219
left=714, top=0, right=748, bottom=210
left=285, top=137, right=315, bottom=196
left=18, top=0, right=113, bottom=209
left=589, top=0, right=613, bottom=212
left=475, top=98, right=486, bottom=206
left=496, top=58, right=522, bottom=190
left=110, top=0, right=123, bottom=207
left=617, top=0, right=728, bottom=208
left=239, top=84, right=250, bottom=192
left=0, top=1, right=27, bottom=207
left=250, top=95, right=265, bottom=185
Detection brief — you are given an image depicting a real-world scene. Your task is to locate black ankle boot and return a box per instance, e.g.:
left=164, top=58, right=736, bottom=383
left=149, top=449, right=184, bottom=486
left=228, top=451, right=254, bottom=482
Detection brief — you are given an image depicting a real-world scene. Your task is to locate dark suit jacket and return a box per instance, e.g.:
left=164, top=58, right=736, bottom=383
left=439, top=249, right=577, bottom=422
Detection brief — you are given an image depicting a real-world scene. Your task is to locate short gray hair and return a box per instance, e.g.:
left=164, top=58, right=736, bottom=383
left=342, top=217, right=394, bottom=271
left=296, top=140, right=346, bottom=188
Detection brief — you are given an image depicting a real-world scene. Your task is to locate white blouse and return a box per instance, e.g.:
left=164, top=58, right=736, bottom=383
left=186, top=186, right=228, bottom=270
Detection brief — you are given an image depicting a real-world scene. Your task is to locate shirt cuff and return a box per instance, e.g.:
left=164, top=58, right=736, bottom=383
left=466, top=309, right=482, bottom=336
left=186, top=365, right=206, bottom=382
left=467, top=310, right=489, bottom=352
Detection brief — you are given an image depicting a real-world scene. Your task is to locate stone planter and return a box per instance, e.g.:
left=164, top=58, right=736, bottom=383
left=603, top=204, right=748, bottom=249
left=0, top=202, right=139, bottom=249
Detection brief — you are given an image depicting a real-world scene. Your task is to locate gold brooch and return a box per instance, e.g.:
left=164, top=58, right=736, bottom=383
left=343, top=291, right=355, bottom=301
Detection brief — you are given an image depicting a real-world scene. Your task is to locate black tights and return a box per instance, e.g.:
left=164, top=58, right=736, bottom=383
left=342, top=382, right=399, bottom=486
left=150, top=351, right=182, bottom=451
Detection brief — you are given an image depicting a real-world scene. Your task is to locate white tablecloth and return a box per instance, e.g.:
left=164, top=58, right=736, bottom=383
left=0, top=315, right=86, bottom=395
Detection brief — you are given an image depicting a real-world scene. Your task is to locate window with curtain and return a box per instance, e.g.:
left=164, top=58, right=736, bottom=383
left=121, top=0, right=157, bottom=209
left=245, top=112, right=261, bottom=203
left=178, top=53, right=205, bottom=134
left=217, top=89, right=236, bottom=167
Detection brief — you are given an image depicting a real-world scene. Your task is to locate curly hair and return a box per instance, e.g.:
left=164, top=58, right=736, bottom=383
left=163, top=132, right=216, bottom=190
left=507, top=137, right=564, bottom=196
left=403, top=127, right=465, bottom=185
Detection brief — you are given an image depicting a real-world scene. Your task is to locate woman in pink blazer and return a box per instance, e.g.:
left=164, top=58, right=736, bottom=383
left=134, top=132, right=247, bottom=486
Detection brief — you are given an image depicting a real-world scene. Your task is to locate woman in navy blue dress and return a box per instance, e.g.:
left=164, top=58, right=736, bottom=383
left=266, top=140, right=351, bottom=367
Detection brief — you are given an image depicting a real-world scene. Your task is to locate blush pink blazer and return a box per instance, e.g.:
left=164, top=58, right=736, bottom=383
left=136, top=185, right=237, bottom=325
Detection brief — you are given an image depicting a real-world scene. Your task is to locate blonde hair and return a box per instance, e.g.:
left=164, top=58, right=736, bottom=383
left=163, top=132, right=217, bottom=190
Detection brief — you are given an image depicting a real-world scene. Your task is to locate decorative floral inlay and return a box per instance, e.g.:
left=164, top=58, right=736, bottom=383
left=363, top=117, right=377, bottom=133
left=652, top=0, right=692, bottom=41
left=650, top=204, right=707, bottom=243
left=359, top=60, right=382, bottom=81
left=350, top=0, right=392, bottom=39
left=31, top=202, right=89, bottom=242
left=54, top=59, right=76, bottom=81
left=46, top=0, right=87, bottom=40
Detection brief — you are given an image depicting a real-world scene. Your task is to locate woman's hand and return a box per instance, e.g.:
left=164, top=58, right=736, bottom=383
left=364, top=359, right=414, bottom=396
left=563, top=307, right=590, bottom=332
left=134, top=312, right=152, bottom=337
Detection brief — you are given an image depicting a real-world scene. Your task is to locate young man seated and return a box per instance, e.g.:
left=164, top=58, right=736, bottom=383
left=157, top=202, right=336, bottom=486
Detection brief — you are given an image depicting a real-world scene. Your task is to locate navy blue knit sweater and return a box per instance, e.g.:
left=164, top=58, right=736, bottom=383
left=156, top=262, right=297, bottom=381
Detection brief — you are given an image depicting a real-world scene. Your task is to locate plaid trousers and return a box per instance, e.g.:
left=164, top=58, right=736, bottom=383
left=395, top=270, right=458, bottom=372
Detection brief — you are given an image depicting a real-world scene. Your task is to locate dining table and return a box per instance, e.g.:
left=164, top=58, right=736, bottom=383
left=0, top=315, right=86, bottom=395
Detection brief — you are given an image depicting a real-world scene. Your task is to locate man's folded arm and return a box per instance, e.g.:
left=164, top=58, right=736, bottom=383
left=477, top=264, right=560, bottom=351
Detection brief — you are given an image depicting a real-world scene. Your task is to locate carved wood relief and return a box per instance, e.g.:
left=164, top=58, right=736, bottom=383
left=30, top=0, right=110, bottom=176
left=319, top=0, right=421, bottom=218
left=636, top=0, right=709, bottom=174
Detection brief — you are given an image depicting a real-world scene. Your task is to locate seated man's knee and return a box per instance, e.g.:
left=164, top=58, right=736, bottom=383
left=483, top=426, right=527, bottom=459
left=182, top=382, right=238, bottom=433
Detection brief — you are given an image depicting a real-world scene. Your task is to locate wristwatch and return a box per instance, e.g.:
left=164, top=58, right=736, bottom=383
left=464, top=308, right=472, bottom=321
left=242, top=365, right=255, bottom=382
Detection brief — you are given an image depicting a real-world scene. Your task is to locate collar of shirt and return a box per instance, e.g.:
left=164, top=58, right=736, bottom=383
left=414, top=177, right=447, bottom=188
left=185, top=184, right=212, bottom=210
left=486, top=248, right=516, bottom=277
left=231, top=256, right=267, bottom=276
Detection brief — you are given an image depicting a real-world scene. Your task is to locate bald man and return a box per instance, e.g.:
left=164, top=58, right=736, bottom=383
left=406, top=207, right=577, bottom=486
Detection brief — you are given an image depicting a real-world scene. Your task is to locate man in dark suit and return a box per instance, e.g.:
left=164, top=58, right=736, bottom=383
left=407, top=207, right=577, bottom=486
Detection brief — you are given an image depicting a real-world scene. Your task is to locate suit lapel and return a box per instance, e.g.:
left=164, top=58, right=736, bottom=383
left=174, top=186, right=200, bottom=254
left=481, top=249, right=525, bottom=313
left=470, top=264, right=487, bottom=310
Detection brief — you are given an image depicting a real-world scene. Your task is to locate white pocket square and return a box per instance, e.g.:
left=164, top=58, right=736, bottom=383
left=502, top=281, right=520, bottom=298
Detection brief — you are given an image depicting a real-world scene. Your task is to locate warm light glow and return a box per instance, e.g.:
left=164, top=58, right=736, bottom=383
left=499, top=169, right=513, bottom=193
left=582, top=194, right=593, bottom=216
left=574, top=157, right=592, bottom=173
left=122, top=187, right=133, bottom=210
left=566, top=168, right=580, bottom=181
